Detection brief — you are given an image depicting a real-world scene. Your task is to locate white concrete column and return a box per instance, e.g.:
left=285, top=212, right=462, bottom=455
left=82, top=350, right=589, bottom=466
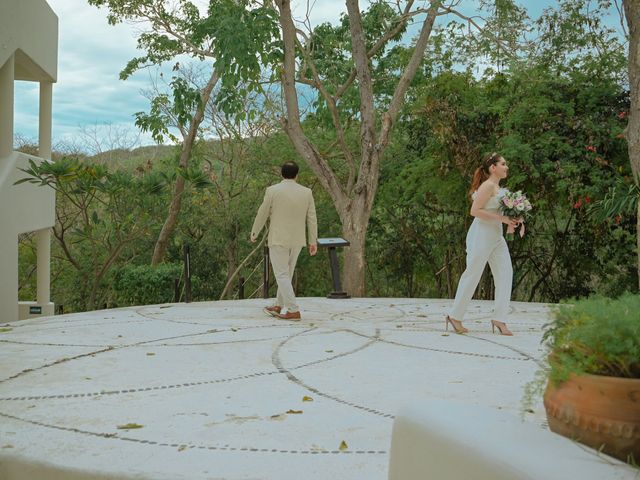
left=0, top=54, right=14, bottom=159
left=39, top=82, right=52, bottom=160
left=0, top=232, right=18, bottom=322
left=37, top=83, right=53, bottom=309
left=36, top=228, right=51, bottom=305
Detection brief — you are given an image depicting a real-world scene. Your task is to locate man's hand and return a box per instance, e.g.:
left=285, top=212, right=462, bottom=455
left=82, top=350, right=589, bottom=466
left=309, top=243, right=317, bottom=256
left=250, top=235, right=256, bottom=243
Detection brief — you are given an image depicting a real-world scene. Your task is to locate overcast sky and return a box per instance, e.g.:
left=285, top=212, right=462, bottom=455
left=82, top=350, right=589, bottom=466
left=13, top=0, right=625, bottom=150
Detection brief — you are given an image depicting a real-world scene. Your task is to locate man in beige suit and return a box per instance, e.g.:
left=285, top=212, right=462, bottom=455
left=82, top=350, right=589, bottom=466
left=250, top=161, right=318, bottom=320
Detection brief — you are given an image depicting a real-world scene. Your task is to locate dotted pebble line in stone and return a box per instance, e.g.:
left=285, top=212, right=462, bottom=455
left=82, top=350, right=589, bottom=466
left=346, top=329, right=533, bottom=362
left=464, top=335, right=544, bottom=367
left=0, top=328, right=378, bottom=402
left=0, top=369, right=281, bottom=402
left=0, top=411, right=386, bottom=455
left=272, top=328, right=395, bottom=419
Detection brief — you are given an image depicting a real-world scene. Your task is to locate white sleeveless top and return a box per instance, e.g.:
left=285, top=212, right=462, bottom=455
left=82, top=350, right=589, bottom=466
left=471, top=187, right=504, bottom=214
left=470, top=188, right=505, bottom=232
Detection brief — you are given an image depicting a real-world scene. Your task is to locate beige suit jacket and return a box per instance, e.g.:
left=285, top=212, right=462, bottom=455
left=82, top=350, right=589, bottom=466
left=251, top=179, right=318, bottom=248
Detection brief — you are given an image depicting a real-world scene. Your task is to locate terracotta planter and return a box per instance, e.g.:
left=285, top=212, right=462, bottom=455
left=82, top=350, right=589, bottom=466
left=544, top=373, right=640, bottom=462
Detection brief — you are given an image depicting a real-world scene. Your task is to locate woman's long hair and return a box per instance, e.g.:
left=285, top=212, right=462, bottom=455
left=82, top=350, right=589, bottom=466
left=469, top=152, right=502, bottom=196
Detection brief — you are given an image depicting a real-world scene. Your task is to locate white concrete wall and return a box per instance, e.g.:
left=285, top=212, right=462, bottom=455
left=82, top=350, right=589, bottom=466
left=0, top=0, right=57, bottom=322
left=0, top=153, right=56, bottom=234
left=0, top=0, right=58, bottom=82
left=0, top=153, right=55, bottom=322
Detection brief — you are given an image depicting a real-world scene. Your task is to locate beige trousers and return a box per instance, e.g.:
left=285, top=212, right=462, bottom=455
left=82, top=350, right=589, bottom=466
left=269, top=245, right=303, bottom=312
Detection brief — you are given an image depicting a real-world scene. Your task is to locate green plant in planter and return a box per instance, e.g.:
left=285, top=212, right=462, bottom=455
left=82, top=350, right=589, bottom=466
left=544, top=293, right=640, bottom=384
left=525, top=293, right=640, bottom=464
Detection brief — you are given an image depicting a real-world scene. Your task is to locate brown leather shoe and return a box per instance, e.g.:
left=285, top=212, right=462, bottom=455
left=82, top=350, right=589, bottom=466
left=275, top=310, right=301, bottom=321
left=263, top=306, right=282, bottom=317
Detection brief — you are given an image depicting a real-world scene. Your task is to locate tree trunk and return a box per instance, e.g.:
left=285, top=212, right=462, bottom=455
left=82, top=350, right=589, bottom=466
left=151, top=175, right=187, bottom=265
left=151, top=70, right=219, bottom=265
left=275, top=0, right=439, bottom=295
left=341, top=208, right=369, bottom=297
left=225, top=240, right=238, bottom=285
left=623, top=0, right=640, bottom=289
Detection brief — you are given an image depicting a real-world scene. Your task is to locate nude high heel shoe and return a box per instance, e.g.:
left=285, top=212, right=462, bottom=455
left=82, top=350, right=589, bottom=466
left=491, top=320, right=513, bottom=336
left=446, top=315, right=468, bottom=334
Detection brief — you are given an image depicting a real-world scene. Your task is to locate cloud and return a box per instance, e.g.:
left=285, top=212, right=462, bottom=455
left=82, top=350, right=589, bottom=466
left=13, top=0, right=625, bottom=150
left=14, top=0, right=152, bottom=146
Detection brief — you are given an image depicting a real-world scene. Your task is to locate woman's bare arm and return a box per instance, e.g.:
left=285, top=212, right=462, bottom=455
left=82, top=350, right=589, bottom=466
left=470, top=181, right=517, bottom=226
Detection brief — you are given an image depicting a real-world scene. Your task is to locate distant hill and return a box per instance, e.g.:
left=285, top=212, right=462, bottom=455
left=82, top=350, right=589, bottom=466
left=89, top=144, right=177, bottom=170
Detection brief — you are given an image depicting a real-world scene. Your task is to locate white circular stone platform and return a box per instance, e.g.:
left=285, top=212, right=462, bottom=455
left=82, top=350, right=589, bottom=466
left=0, top=298, right=635, bottom=479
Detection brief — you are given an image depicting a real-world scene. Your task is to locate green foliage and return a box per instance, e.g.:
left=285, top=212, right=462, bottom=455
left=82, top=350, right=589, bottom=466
left=34, top=0, right=634, bottom=311
left=590, top=182, right=640, bottom=220
left=543, top=294, right=640, bottom=382
left=111, top=263, right=182, bottom=306
left=17, top=235, right=37, bottom=301
left=89, top=0, right=280, bottom=122
left=16, top=156, right=168, bottom=311
left=369, top=26, right=635, bottom=299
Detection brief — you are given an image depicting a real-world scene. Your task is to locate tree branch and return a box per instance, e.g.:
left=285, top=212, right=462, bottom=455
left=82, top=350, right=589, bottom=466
left=275, top=0, right=348, bottom=209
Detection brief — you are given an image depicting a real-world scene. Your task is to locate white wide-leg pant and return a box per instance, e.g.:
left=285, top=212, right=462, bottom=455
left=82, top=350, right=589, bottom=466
left=269, top=245, right=303, bottom=313
left=449, top=219, right=513, bottom=322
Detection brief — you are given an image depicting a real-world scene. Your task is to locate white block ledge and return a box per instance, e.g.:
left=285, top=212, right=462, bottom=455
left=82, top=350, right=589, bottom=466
left=388, top=401, right=638, bottom=480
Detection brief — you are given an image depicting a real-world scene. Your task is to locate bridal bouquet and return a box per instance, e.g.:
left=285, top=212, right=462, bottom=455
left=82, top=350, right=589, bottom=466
left=499, top=189, right=532, bottom=240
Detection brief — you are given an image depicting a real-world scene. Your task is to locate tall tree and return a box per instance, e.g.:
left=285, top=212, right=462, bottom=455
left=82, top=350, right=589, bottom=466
left=87, top=0, right=279, bottom=265
left=137, top=69, right=220, bottom=265
left=272, top=0, right=525, bottom=295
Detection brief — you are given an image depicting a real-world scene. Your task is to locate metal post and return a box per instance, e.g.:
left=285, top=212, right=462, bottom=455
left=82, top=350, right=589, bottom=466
left=317, top=238, right=351, bottom=299
left=183, top=244, right=192, bottom=303
left=238, top=276, right=245, bottom=299
left=328, top=247, right=343, bottom=293
left=174, top=278, right=180, bottom=302
left=327, top=248, right=350, bottom=298
left=263, top=246, right=270, bottom=299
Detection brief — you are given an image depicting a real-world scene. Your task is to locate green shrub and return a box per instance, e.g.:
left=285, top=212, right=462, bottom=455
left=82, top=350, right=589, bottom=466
left=543, top=293, right=640, bottom=383
left=112, top=263, right=183, bottom=307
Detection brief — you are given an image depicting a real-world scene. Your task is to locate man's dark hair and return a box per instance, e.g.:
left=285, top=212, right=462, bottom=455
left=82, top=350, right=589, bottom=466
left=281, top=161, right=299, bottom=179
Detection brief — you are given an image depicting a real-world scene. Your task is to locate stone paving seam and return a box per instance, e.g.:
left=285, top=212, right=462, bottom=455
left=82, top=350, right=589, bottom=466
left=345, top=329, right=534, bottom=362
left=272, top=327, right=395, bottom=418
left=0, top=346, right=115, bottom=385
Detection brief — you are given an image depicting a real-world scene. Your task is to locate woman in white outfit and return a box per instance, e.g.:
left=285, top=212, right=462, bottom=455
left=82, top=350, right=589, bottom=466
left=446, top=153, right=519, bottom=336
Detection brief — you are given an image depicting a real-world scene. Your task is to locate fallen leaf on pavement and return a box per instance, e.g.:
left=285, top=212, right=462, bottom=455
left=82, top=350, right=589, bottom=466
left=117, top=423, right=144, bottom=430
